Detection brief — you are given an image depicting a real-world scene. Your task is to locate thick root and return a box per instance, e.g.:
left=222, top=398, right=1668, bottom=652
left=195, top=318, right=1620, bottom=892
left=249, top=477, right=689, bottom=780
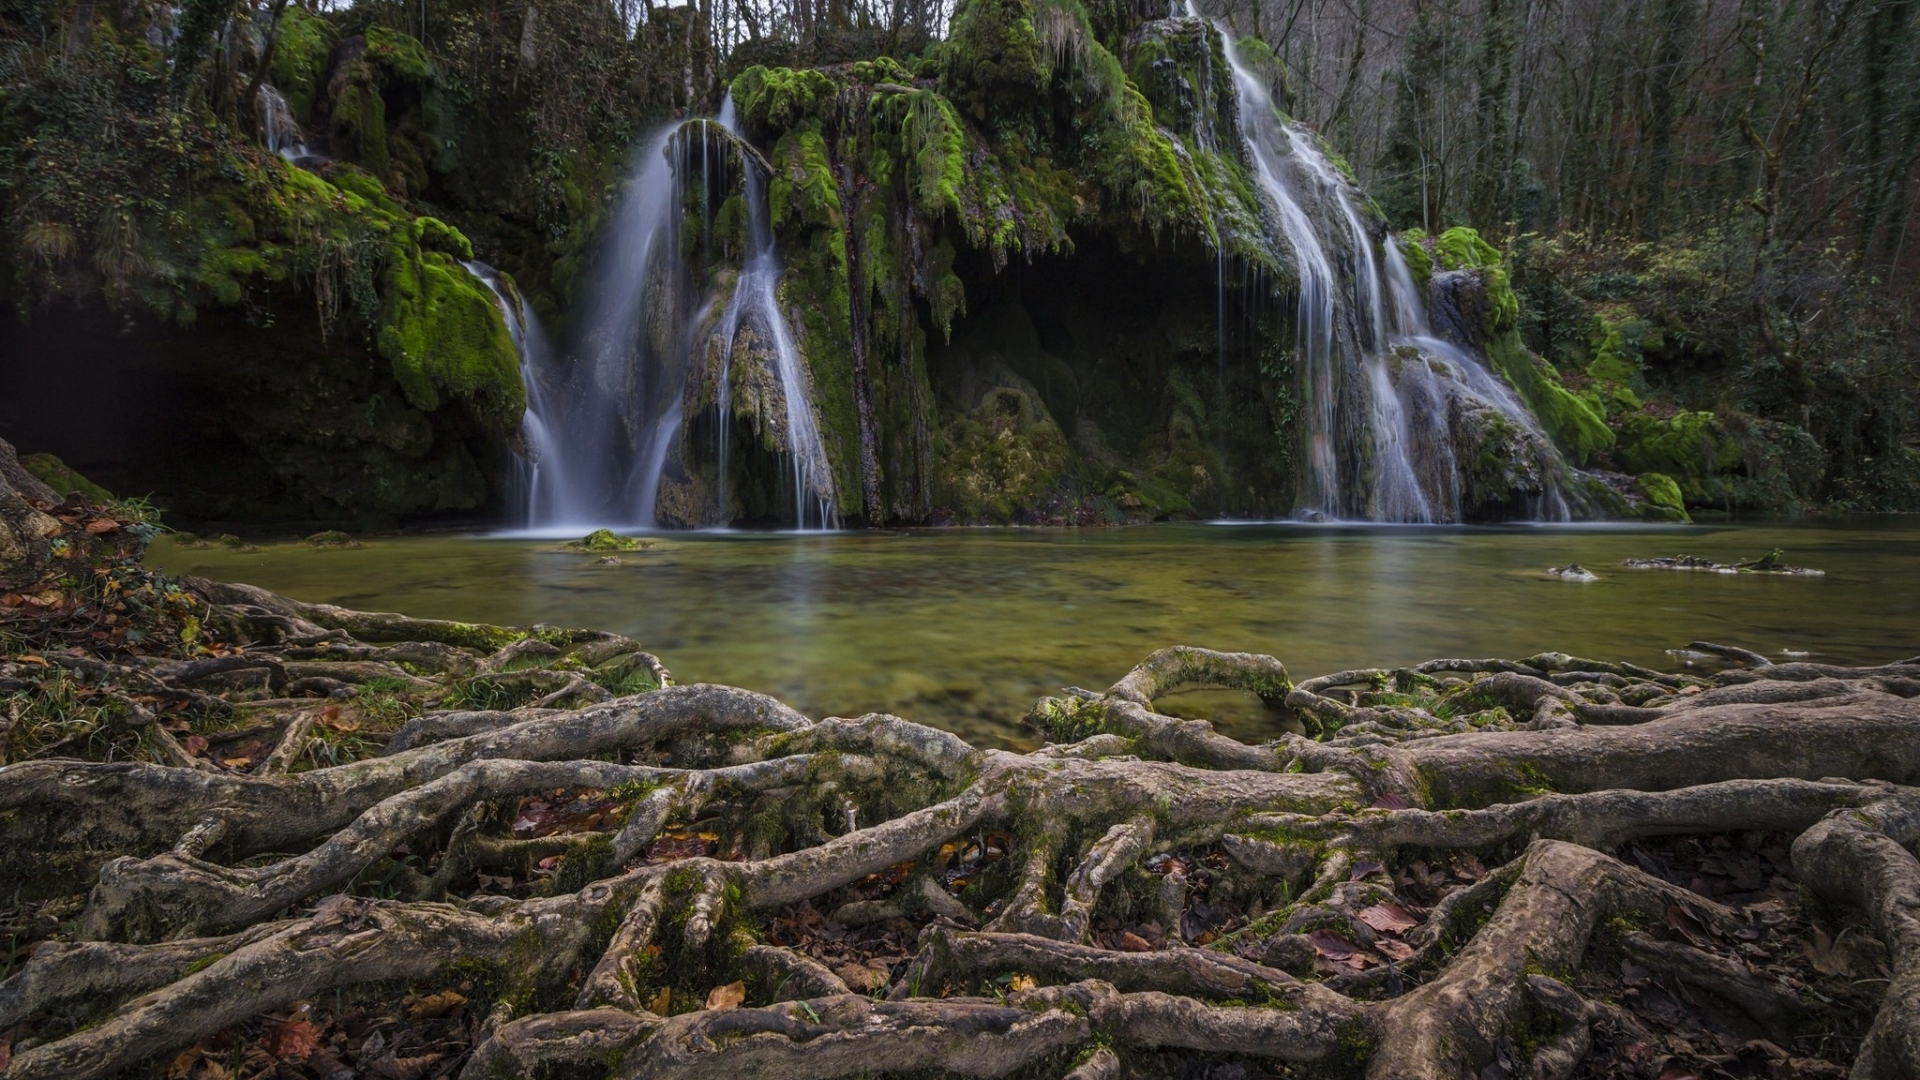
left=2, top=601, right=1914, bottom=1080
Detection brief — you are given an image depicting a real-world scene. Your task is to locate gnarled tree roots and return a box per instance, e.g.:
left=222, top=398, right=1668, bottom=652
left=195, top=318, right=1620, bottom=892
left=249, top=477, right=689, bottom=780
left=4, top=610, right=1919, bottom=1079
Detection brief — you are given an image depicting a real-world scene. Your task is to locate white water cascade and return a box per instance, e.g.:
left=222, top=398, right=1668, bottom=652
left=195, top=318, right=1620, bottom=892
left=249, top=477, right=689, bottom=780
left=714, top=97, right=837, bottom=529
left=507, top=101, right=836, bottom=532
left=256, top=86, right=323, bottom=164
left=1189, top=1, right=1569, bottom=521
left=464, top=261, right=568, bottom=527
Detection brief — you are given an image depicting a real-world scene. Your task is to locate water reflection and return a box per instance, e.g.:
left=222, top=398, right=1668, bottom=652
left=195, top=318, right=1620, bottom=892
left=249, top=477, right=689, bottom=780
left=153, top=521, right=1920, bottom=748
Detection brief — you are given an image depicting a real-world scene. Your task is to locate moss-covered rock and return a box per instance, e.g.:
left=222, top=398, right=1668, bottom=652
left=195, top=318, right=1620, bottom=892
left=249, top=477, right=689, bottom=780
left=1615, top=411, right=1737, bottom=500
left=568, top=529, right=649, bottom=552
left=1427, top=255, right=1612, bottom=468
left=936, top=385, right=1073, bottom=523
left=376, top=250, right=524, bottom=429
left=20, top=453, right=114, bottom=505
left=269, top=5, right=338, bottom=121
left=1634, top=472, right=1689, bottom=522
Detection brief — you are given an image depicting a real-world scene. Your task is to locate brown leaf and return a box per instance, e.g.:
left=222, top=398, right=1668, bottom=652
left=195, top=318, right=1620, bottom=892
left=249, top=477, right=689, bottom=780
left=1007, top=974, right=1036, bottom=992
left=1349, top=860, right=1386, bottom=882
left=221, top=757, right=253, bottom=769
left=1117, top=931, right=1153, bottom=953
left=1358, top=903, right=1419, bottom=934
left=183, top=735, right=209, bottom=757
left=1370, top=792, right=1414, bottom=810
left=833, top=962, right=891, bottom=993
left=705, top=980, right=746, bottom=1010
left=0, top=1036, right=10, bottom=1073
left=648, top=987, right=672, bottom=1014
left=405, top=989, right=467, bottom=1019
left=1308, top=929, right=1359, bottom=960
left=264, top=1019, right=322, bottom=1061
left=1376, top=938, right=1416, bottom=961
left=85, top=519, right=120, bottom=534
left=1665, top=904, right=1713, bottom=949
left=165, top=1049, right=201, bottom=1079
left=1803, top=926, right=1854, bottom=976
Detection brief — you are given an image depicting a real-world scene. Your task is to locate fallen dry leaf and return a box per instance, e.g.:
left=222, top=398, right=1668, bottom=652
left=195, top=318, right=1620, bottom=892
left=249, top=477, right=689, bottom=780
left=1370, top=792, right=1414, bottom=810
left=264, top=1018, right=322, bottom=1060
left=1308, top=929, right=1359, bottom=960
left=648, top=987, right=672, bottom=1014
left=1803, top=926, right=1855, bottom=976
left=706, top=980, right=746, bottom=1010
left=85, top=519, right=119, bottom=534
left=165, top=1048, right=201, bottom=1079
left=1117, top=931, right=1153, bottom=952
left=1008, top=974, right=1036, bottom=992
left=183, top=735, right=209, bottom=757
left=1665, top=904, right=1713, bottom=949
left=1376, top=938, right=1417, bottom=961
left=406, top=990, right=467, bottom=1019
left=1357, top=903, right=1419, bottom=934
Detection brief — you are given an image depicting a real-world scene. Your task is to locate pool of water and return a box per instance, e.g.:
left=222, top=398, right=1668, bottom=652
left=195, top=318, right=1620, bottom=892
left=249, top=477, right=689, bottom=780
left=150, top=520, right=1920, bottom=748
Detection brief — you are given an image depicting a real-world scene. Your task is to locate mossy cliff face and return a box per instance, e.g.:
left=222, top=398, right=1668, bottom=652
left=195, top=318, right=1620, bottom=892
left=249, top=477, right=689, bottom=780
left=0, top=5, right=539, bottom=527
left=724, top=0, right=1297, bottom=525
left=1412, top=225, right=1841, bottom=516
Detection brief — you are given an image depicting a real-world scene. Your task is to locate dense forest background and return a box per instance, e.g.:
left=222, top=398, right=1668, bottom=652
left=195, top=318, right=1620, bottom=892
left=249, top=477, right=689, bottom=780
left=0, top=0, right=1915, bottom=523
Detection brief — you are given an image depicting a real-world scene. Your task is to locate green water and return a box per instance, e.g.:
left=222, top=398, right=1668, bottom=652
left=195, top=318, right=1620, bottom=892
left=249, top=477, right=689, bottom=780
left=150, top=521, right=1919, bottom=748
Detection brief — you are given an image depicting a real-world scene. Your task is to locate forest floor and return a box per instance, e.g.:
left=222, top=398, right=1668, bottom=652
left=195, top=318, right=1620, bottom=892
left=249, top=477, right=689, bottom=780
left=2, top=449, right=1918, bottom=1080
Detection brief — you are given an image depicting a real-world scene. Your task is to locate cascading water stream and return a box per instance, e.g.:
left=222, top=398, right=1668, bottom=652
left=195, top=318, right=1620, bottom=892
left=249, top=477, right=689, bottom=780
left=507, top=102, right=835, bottom=532
left=1189, top=0, right=1569, bottom=522
left=257, top=86, right=321, bottom=163
left=715, top=97, right=837, bottom=529
left=464, top=261, right=565, bottom=528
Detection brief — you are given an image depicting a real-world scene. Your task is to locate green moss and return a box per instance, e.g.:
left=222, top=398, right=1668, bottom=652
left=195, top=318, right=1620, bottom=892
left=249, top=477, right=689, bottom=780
left=936, top=385, right=1072, bottom=522
left=1483, top=333, right=1613, bottom=466
left=1431, top=227, right=1519, bottom=334
left=731, top=66, right=838, bottom=132
left=363, top=26, right=432, bottom=81
left=1399, top=229, right=1432, bottom=290
left=411, top=216, right=474, bottom=260
left=269, top=5, right=336, bottom=120
left=568, top=529, right=648, bottom=552
left=376, top=250, right=524, bottom=429
left=1615, top=411, right=1738, bottom=500
left=20, top=452, right=114, bottom=504
left=898, top=90, right=969, bottom=222
left=1634, top=472, right=1689, bottom=522
left=1585, top=309, right=1649, bottom=389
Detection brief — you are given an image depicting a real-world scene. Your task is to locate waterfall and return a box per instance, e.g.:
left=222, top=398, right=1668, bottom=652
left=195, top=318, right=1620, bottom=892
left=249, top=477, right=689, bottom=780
left=714, top=98, right=837, bottom=529
left=510, top=102, right=836, bottom=532
left=257, top=86, right=322, bottom=164
left=1190, top=3, right=1569, bottom=522
left=464, top=261, right=565, bottom=527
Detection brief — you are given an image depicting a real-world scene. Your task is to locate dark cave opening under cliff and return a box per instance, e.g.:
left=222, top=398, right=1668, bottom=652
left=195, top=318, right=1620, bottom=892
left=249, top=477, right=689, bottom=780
left=0, top=304, right=511, bottom=532
left=928, top=229, right=1300, bottom=519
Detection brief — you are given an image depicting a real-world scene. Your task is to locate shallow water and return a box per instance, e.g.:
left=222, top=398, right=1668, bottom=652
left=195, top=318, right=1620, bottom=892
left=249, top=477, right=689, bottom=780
left=151, top=520, right=1920, bottom=748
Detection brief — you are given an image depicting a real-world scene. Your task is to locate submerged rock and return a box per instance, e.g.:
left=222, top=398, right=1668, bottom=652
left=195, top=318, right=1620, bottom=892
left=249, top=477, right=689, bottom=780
left=1546, top=564, right=1598, bottom=582
left=1622, top=549, right=1823, bottom=576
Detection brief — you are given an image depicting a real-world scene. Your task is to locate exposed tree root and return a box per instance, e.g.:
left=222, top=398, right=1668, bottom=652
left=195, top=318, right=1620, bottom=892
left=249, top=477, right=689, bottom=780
left=1, top=581, right=1916, bottom=1079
